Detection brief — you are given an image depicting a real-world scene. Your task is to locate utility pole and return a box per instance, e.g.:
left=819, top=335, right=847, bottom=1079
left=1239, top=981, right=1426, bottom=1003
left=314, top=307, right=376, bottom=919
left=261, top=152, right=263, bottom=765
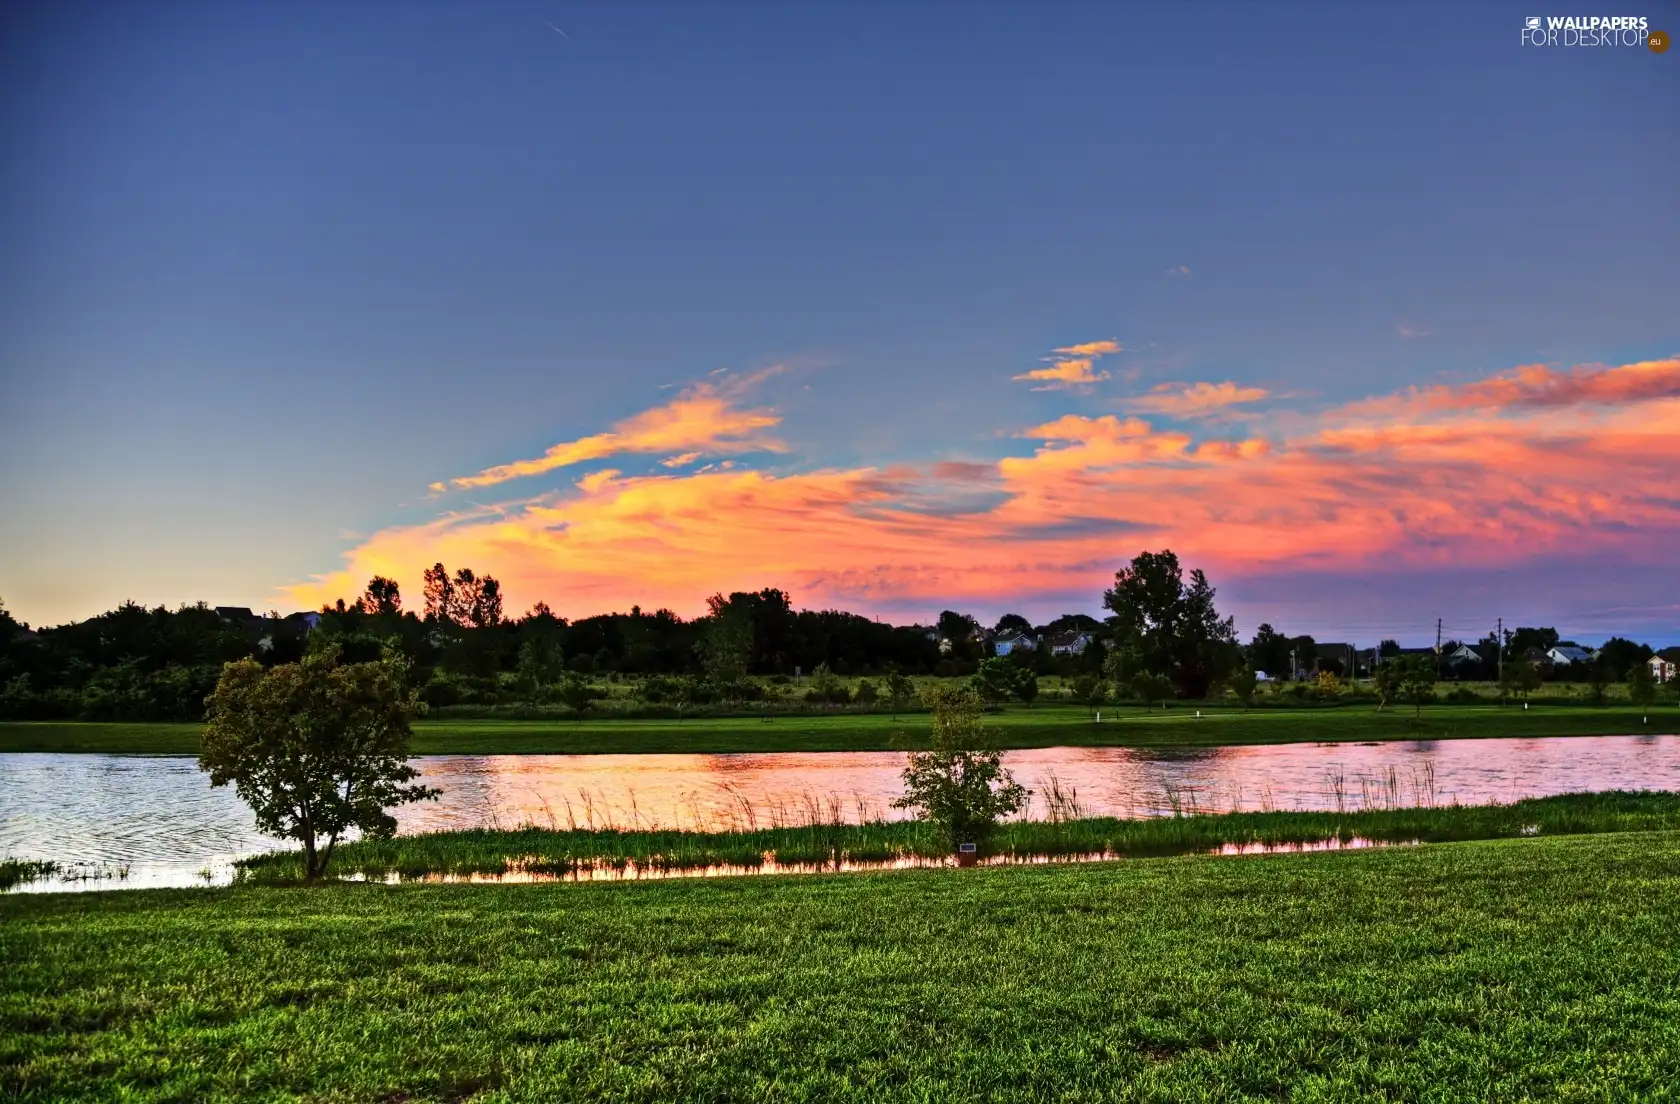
left=1497, top=616, right=1503, bottom=687
left=1290, top=646, right=1298, bottom=682
left=1436, top=617, right=1443, bottom=678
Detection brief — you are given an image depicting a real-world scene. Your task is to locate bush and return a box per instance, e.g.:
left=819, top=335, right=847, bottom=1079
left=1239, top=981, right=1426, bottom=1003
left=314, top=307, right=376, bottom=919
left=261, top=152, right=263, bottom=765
left=893, top=687, right=1028, bottom=853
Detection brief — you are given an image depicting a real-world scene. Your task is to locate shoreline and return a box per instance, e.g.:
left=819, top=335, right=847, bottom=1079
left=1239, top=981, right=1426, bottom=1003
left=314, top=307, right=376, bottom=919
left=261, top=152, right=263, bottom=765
left=1, top=703, right=1674, bottom=756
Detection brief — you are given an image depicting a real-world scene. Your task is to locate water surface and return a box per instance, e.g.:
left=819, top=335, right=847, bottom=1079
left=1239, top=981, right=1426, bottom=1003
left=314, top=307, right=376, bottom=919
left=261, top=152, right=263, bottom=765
left=3, top=734, right=1674, bottom=892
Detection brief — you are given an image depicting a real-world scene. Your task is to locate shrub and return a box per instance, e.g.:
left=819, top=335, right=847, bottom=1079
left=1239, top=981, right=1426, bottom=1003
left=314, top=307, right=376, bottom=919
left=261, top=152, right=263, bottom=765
left=893, top=687, right=1029, bottom=853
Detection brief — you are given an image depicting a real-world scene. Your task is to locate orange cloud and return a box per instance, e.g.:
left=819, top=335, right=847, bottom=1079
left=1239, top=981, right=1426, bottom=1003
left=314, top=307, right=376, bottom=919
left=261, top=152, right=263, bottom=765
left=1012, top=358, right=1110, bottom=390
left=1052, top=339, right=1122, bottom=357
left=1346, top=358, right=1680, bottom=418
left=283, top=358, right=1680, bottom=620
left=1012, top=339, right=1123, bottom=392
left=438, top=374, right=786, bottom=491
left=1126, top=380, right=1270, bottom=418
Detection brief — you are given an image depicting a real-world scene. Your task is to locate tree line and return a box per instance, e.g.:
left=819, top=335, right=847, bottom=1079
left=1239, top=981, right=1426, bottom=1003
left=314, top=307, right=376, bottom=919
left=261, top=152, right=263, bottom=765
left=3, top=550, right=1673, bottom=722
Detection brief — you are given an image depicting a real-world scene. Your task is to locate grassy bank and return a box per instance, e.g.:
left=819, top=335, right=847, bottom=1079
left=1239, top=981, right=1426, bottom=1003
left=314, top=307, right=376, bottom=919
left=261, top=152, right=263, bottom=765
left=5, top=832, right=1679, bottom=1100
left=232, top=790, right=1680, bottom=881
left=2, top=702, right=1673, bottom=756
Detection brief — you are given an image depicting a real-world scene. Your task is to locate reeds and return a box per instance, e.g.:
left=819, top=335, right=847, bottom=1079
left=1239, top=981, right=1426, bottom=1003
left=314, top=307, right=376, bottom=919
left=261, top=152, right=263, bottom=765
left=234, top=789, right=1680, bottom=885
left=0, top=859, right=60, bottom=890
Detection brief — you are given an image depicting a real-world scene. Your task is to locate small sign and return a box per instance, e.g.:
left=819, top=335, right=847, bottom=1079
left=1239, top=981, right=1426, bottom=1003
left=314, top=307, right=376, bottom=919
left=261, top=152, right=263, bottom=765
left=958, top=843, right=977, bottom=854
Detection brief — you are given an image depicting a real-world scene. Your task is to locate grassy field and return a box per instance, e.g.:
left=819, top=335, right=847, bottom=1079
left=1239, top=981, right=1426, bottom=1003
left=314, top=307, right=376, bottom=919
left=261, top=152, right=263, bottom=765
left=3, top=831, right=1678, bottom=1100
left=229, top=790, right=1680, bottom=882
left=1, top=702, right=1673, bottom=756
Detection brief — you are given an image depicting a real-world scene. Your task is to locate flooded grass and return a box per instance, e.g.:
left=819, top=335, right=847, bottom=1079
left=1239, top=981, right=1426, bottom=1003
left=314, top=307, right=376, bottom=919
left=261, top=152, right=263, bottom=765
left=0, top=859, right=59, bottom=890
left=234, top=789, right=1680, bottom=883
left=5, top=832, right=1680, bottom=1100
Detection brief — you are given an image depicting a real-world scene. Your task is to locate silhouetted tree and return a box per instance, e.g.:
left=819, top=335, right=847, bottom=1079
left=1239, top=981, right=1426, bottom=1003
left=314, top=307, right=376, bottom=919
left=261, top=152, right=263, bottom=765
left=1102, top=550, right=1237, bottom=699
left=423, top=564, right=454, bottom=624
left=356, top=577, right=400, bottom=616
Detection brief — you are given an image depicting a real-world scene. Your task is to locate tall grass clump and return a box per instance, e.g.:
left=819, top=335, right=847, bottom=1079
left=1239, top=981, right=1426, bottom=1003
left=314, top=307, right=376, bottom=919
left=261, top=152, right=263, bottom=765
left=0, top=859, right=60, bottom=890
left=234, top=790, right=1680, bottom=883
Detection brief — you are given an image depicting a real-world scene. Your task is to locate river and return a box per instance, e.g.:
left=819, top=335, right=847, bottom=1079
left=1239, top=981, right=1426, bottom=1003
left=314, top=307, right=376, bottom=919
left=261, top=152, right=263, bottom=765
left=2, top=734, right=1675, bottom=891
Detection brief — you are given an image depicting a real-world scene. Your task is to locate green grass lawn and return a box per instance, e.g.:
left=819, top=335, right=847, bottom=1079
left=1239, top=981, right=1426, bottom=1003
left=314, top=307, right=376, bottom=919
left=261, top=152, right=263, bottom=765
left=1, top=702, right=1672, bottom=755
left=4, top=832, right=1679, bottom=1101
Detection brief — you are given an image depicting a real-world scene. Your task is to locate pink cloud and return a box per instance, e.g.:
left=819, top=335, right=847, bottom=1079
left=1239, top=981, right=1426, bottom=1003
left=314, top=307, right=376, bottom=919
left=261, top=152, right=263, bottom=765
left=283, top=358, right=1680, bottom=621
left=1125, top=380, right=1270, bottom=418
left=437, top=371, right=786, bottom=491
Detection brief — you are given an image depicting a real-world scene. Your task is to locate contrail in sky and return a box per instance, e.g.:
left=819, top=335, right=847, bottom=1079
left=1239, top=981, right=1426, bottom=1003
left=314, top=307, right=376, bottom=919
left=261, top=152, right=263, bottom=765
left=546, top=21, right=569, bottom=40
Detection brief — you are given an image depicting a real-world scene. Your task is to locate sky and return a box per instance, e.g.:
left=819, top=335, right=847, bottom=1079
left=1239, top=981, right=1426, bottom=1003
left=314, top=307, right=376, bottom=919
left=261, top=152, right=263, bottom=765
left=1, top=1, right=1677, bottom=646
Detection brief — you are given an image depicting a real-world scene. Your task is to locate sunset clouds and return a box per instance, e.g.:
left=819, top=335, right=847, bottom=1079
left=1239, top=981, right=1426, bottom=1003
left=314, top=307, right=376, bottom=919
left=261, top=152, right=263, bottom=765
left=286, top=355, right=1680, bottom=623
left=1125, top=380, right=1271, bottom=418
left=1345, top=358, right=1680, bottom=417
left=430, top=371, right=786, bottom=492
left=1012, top=339, right=1121, bottom=392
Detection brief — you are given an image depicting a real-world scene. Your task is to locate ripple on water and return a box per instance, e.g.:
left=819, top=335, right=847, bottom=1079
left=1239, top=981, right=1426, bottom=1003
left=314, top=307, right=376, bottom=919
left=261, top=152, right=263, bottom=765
left=2, top=733, right=1676, bottom=891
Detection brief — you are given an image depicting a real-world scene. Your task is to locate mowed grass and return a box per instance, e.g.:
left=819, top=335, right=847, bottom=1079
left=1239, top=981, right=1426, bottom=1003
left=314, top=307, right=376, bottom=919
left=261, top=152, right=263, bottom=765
left=2, top=702, right=1672, bottom=756
left=234, top=790, right=1680, bottom=881
left=4, top=832, right=1679, bottom=1101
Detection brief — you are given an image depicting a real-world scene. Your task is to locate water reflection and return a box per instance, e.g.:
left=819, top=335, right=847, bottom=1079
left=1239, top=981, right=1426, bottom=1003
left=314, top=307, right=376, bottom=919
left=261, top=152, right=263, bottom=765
left=354, top=836, right=1416, bottom=886
left=2, top=734, right=1676, bottom=892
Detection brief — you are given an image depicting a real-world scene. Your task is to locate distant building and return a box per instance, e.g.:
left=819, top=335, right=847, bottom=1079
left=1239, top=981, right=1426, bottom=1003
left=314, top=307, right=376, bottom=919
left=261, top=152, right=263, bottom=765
left=284, top=611, right=323, bottom=632
left=1443, top=644, right=1483, bottom=667
left=1546, top=645, right=1594, bottom=667
left=993, top=631, right=1037, bottom=656
left=1652, top=655, right=1676, bottom=684
left=214, top=606, right=257, bottom=623
left=1045, top=630, right=1095, bottom=657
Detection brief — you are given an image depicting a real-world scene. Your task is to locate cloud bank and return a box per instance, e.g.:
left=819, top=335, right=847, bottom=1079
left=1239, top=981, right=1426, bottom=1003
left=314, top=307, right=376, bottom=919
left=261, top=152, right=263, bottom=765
left=287, top=356, right=1680, bottom=627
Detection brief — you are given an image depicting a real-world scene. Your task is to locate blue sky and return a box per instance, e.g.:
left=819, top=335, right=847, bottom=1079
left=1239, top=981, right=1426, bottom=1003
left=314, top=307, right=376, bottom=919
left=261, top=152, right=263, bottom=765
left=1, top=1, right=1676, bottom=643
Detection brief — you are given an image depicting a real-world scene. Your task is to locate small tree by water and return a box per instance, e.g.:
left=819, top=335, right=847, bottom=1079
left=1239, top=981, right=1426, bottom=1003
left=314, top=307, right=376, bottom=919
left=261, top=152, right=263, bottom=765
left=893, top=687, right=1029, bottom=853
left=200, top=646, right=437, bottom=880
left=1226, top=666, right=1258, bottom=708
left=1397, top=655, right=1438, bottom=721
left=1628, top=662, right=1657, bottom=712
left=884, top=670, right=915, bottom=719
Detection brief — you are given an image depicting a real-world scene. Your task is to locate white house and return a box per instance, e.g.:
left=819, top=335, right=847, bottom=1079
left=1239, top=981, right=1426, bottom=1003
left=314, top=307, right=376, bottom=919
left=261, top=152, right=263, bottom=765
left=1653, top=655, right=1677, bottom=684
left=1046, top=630, right=1096, bottom=657
left=993, top=631, right=1037, bottom=656
left=1444, top=644, right=1482, bottom=667
left=1546, top=645, right=1594, bottom=667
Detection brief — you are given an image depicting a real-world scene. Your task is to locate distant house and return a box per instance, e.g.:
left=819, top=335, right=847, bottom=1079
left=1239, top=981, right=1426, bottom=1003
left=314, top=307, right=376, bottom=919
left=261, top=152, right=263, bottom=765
left=993, top=631, right=1037, bottom=656
left=1546, top=645, right=1594, bottom=667
left=1443, top=644, right=1482, bottom=668
left=1046, top=630, right=1096, bottom=657
left=214, top=606, right=257, bottom=623
left=1652, top=655, right=1677, bottom=684
left=285, top=611, right=323, bottom=633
